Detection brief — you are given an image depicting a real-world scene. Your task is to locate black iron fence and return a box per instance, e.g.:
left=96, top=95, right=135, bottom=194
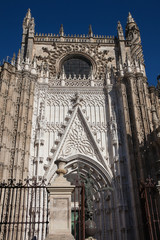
left=0, top=178, right=49, bottom=240
left=140, top=177, right=160, bottom=240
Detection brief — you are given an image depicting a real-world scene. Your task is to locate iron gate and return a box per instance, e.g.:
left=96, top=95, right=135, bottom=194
left=0, top=178, right=49, bottom=240
left=140, top=177, right=160, bottom=240
left=71, top=182, right=85, bottom=240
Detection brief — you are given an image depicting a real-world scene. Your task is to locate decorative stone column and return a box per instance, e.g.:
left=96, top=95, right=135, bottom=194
left=45, top=158, right=75, bottom=240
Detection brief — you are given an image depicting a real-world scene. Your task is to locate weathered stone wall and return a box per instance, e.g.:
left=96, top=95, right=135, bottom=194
left=0, top=62, right=37, bottom=181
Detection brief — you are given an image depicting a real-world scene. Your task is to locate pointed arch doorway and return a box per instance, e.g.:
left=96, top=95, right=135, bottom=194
left=64, top=154, right=113, bottom=240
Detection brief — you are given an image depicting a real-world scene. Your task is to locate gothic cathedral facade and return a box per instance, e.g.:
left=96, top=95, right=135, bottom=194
left=0, top=9, right=160, bottom=240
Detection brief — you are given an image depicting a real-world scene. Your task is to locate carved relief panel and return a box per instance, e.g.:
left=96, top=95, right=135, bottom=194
left=29, top=88, right=114, bottom=178
left=34, top=43, right=115, bottom=79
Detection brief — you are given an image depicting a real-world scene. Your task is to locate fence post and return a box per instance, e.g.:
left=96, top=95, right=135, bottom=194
left=45, top=158, right=75, bottom=240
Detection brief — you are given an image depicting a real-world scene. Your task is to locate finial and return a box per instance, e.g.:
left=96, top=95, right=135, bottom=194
left=26, top=8, right=31, bottom=19
left=59, top=24, right=64, bottom=37
left=127, top=12, right=135, bottom=24
left=88, top=24, right=93, bottom=37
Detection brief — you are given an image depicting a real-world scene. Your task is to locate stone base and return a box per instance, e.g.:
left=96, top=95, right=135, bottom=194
left=45, top=233, right=75, bottom=240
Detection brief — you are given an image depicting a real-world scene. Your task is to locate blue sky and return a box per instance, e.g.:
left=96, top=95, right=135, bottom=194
left=0, top=0, right=159, bottom=86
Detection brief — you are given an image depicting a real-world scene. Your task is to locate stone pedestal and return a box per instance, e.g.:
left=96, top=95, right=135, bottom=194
left=45, top=158, right=75, bottom=240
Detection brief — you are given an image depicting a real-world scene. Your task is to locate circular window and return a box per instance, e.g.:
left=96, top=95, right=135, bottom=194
left=62, top=55, right=92, bottom=78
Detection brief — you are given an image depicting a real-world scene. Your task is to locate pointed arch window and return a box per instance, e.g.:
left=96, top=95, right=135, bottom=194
left=62, top=55, right=92, bottom=78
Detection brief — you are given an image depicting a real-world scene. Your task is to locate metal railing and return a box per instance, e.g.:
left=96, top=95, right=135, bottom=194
left=0, top=178, right=49, bottom=240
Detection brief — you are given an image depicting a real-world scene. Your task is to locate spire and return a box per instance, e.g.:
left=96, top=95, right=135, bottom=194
left=59, top=24, right=64, bottom=37
left=117, top=21, right=124, bottom=40
left=26, top=8, right=31, bottom=19
left=21, top=9, right=35, bottom=62
left=125, top=12, right=143, bottom=63
left=88, top=24, right=93, bottom=37
left=23, top=9, right=32, bottom=27
left=127, top=12, right=135, bottom=24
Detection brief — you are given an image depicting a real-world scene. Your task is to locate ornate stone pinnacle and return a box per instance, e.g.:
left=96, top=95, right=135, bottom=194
left=89, top=24, right=93, bottom=37
left=127, top=12, right=135, bottom=24
left=59, top=24, right=64, bottom=36
left=26, top=8, right=31, bottom=19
